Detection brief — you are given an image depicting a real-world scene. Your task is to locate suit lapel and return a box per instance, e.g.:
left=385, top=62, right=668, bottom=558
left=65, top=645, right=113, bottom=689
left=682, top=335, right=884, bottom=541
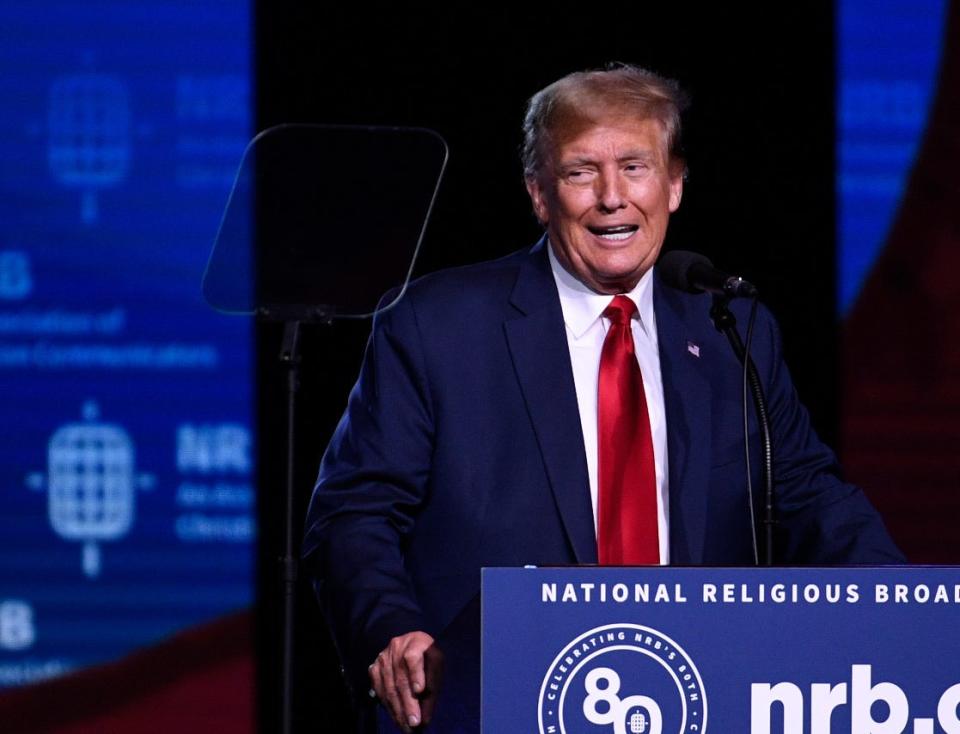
left=654, top=275, right=712, bottom=565
left=504, top=242, right=597, bottom=564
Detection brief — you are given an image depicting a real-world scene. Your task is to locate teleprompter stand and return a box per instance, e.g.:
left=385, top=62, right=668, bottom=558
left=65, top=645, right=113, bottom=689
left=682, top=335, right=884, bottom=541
left=202, top=124, right=448, bottom=734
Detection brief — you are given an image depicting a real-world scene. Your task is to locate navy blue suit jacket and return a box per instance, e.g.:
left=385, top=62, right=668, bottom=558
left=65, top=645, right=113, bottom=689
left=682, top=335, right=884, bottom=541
left=303, top=240, right=902, bottom=729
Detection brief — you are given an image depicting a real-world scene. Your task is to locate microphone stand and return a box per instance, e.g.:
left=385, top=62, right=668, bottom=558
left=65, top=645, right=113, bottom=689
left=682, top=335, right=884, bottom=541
left=709, top=296, right=775, bottom=566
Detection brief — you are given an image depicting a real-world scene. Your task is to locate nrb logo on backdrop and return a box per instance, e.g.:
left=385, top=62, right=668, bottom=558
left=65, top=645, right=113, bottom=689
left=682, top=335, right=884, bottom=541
left=538, top=623, right=707, bottom=734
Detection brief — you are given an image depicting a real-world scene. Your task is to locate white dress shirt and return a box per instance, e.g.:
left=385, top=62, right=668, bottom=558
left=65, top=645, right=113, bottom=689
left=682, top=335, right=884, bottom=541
left=548, top=245, right=670, bottom=564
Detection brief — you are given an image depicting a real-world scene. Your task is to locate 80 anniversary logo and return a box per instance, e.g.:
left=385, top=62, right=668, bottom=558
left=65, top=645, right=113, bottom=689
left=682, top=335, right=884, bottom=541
left=538, top=624, right=707, bottom=734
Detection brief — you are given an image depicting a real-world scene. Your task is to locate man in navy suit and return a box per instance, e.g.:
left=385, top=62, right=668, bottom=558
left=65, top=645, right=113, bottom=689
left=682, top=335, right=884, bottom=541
left=303, top=65, right=903, bottom=733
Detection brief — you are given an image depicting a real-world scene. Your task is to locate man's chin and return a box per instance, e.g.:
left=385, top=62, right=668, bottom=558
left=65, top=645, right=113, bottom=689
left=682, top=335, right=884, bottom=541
left=587, top=264, right=652, bottom=295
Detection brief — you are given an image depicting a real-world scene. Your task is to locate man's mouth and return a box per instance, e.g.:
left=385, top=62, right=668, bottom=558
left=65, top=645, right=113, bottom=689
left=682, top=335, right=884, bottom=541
left=586, top=224, right=639, bottom=241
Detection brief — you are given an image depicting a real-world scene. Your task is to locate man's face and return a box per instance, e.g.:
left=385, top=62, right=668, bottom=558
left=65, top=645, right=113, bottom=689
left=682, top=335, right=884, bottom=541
left=526, top=116, right=683, bottom=294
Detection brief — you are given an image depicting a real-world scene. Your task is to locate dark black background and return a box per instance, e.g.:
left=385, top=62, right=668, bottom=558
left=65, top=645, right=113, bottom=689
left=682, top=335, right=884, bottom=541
left=255, top=5, right=835, bottom=731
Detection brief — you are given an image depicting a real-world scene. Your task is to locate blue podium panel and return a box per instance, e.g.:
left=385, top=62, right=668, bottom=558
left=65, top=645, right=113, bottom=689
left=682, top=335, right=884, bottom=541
left=483, top=567, right=960, bottom=734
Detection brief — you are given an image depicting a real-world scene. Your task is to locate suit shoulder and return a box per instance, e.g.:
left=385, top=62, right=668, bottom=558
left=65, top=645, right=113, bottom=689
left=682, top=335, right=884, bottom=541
left=655, top=271, right=775, bottom=323
left=653, top=272, right=781, bottom=358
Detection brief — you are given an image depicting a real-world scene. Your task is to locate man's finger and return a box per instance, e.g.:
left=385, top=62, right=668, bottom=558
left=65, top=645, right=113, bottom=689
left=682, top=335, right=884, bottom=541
left=394, top=652, right=423, bottom=729
left=408, top=650, right=426, bottom=695
left=377, top=653, right=408, bottom=732
left=367, top=660, right=383, bottom=701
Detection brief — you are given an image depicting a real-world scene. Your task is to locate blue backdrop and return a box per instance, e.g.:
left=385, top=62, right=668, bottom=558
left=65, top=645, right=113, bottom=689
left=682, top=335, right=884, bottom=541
left=0, top=1, right=253, bottom=687
left=837, top=0, right=948, bottom=313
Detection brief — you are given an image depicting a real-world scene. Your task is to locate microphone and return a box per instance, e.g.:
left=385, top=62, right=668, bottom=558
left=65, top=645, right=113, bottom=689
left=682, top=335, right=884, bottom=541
left=661, top=248, right=772, bottom=564
left=658, top=250, right=758, bottom=298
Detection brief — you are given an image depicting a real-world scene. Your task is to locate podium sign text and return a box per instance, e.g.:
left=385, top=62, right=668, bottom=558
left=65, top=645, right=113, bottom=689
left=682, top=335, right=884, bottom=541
left=482, top=567, right=960, bottom=733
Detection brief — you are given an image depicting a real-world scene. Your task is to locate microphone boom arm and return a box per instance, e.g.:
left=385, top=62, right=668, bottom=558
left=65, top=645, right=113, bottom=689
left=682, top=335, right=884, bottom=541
left=709, top=295, right=776, bottom=566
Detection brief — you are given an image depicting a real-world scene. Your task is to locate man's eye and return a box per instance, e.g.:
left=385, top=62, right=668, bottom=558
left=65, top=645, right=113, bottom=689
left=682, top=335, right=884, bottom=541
left=624, top=163, right=649, bottom=175
left=566, top=169, right=595, bottom=183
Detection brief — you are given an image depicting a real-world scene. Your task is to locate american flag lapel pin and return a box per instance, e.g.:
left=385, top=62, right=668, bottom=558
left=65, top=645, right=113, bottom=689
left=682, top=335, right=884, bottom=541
left=687, top=341, right=700, bottom=358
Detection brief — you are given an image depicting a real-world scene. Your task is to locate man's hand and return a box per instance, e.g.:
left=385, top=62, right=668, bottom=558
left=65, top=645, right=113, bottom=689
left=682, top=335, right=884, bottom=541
left=368, top=631, right=444, bottom=732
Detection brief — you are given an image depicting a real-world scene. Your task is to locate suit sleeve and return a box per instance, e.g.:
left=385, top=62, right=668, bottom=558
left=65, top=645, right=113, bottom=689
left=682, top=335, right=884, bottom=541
left=302, top=292, right=435, bottom=699
left=758, top=309, right=905, bottom=563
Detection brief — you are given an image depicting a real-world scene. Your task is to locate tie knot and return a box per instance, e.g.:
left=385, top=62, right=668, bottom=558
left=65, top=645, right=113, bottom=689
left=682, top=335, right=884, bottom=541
left=603, top=295, right=636, bottom=325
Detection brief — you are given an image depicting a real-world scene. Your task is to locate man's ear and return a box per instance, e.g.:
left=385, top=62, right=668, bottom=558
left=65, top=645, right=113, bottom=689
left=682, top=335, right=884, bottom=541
left=668, top=174, right=683, bottom=213
left=524, top=175, right=549, bottom=225
left=668, top=159, right=685, bottom=213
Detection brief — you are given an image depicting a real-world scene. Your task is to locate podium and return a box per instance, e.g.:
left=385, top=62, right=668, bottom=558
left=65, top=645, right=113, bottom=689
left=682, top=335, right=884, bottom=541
left=482, top=567, right=960, bottom=733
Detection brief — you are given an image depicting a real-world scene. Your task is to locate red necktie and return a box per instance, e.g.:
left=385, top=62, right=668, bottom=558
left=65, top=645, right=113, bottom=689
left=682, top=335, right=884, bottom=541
left=597, top=295, right=659, bottom=565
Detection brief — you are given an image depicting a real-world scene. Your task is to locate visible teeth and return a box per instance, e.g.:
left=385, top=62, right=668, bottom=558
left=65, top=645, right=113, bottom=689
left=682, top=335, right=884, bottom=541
left=589, top=224, right=637, bottom=240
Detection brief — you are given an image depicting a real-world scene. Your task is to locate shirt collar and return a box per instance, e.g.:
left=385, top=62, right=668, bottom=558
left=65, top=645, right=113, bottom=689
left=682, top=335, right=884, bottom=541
left=548, top=240, right=657, bottom=341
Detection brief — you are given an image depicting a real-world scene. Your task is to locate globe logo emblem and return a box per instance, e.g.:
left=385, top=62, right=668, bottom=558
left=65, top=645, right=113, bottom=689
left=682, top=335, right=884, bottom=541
left=539, top=623, right=707, bottom=734
left=630, top=709, right=650, bottom=733
left=27, top=401, right=153, bottom=577
left=47, top=73, right=130, bottom=224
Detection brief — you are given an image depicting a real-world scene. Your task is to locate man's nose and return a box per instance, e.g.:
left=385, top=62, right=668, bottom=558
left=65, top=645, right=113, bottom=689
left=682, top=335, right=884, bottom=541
left=596, top=172, right=627, bottom=212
